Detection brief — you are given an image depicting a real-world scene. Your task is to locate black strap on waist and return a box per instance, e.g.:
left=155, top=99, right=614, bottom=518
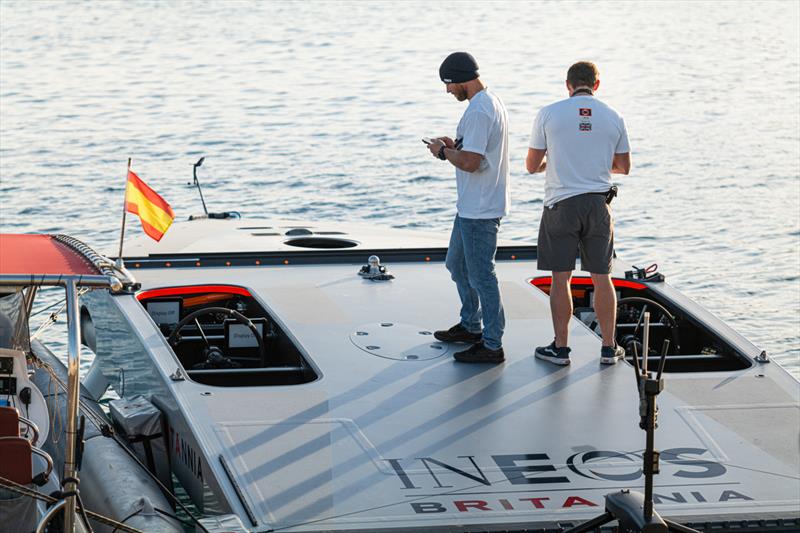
left=550, top=187, right=618, bottom=209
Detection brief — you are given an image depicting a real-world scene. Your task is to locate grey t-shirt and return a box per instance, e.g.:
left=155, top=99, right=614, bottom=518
left=455, top=88, right=510, bottom=219
left=530, top=94, right=630, bottom=207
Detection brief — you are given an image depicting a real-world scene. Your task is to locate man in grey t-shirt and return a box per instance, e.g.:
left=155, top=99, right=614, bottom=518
left=426, top=52, right=509, bottom=364
left=526, top=61, right=631, bottom=366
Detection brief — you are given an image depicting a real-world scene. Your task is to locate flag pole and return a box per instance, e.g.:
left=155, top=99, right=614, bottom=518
left=116, top=158, right=131, bottom=267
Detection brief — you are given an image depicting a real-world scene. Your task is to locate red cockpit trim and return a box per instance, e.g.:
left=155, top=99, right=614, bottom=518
left=530, top=277, right=647, bottom=290
left=136, top=284, right=252, bottom=301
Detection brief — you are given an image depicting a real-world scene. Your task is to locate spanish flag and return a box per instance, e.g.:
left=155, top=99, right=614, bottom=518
left=125, top=170, right=175, bottom=241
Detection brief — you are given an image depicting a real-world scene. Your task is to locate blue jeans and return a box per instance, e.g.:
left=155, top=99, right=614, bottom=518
left=445, top=215, right=505, bottom=350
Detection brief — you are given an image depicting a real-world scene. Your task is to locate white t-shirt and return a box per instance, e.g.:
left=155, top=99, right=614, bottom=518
left=455, top=88, right=510, bottom=219
left=529, top=94, right=629, bottom=207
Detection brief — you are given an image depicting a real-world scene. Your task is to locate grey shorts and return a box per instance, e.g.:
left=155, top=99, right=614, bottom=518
left=537, top=193, right=614, bottom=274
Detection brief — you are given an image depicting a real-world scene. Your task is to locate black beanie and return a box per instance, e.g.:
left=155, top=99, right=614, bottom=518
left=439, top=52, right=479, bottom=84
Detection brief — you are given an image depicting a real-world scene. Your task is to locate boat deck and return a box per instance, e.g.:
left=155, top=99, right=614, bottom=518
left=125, top=254, right=800, bottom=532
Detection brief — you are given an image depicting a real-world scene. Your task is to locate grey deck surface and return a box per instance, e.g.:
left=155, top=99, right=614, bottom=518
left=123, top=220, right=800, bottom=532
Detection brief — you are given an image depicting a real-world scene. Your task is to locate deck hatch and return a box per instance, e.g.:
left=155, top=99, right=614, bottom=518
left=349, top=323, right=452, bottom=360
left=284, top=237, right=358, bottom=249
left=215, top=418, right=388, bottom=528
left=676, top=403, right=800, bottom=471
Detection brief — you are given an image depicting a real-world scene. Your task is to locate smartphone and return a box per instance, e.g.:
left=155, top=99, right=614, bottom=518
left=421, top=137, right=434, bottom=145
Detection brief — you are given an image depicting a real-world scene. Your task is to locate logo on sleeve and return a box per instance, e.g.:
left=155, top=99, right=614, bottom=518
left=579, top=108, right=592, bottom=117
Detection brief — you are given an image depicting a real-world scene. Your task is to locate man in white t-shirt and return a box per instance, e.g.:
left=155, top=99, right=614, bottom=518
left=526, top=61, right=631, bottom=366
left=425, top=51, right=510, bottom=364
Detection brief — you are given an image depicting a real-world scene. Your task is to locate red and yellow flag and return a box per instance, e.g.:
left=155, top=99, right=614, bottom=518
left=125, top=170, right=175, bottom=241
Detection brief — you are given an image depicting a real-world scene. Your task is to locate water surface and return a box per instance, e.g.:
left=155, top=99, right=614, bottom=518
left=1, top=1, right=798, bottom=376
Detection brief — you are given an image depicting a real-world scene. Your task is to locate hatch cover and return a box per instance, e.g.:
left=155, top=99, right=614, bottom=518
left=350, top=322, right=453, bottom=360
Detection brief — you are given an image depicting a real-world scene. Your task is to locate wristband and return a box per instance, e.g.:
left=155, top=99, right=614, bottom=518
left=437, top=145, right=446, bottom=160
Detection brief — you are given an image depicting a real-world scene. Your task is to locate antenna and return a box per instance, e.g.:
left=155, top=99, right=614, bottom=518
left=564, top=316, right=700, bottom=533
left=185, top=157, right=242, bottom=221
left=190, top=157, right=208, bottom=215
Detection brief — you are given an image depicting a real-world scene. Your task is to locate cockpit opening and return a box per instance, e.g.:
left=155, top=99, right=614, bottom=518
left=137, top=285, right=319, bottom=386
left=531, top=277, right=753, bottom=372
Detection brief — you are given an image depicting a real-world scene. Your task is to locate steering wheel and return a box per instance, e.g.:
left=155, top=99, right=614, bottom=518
left=616, top=297, right=680, bottom=357
left=166, top=306, right=266, bottom=367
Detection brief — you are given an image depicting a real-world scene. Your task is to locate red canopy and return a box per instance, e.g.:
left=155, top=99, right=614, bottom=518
left=0, top=234, right=100, bottom=276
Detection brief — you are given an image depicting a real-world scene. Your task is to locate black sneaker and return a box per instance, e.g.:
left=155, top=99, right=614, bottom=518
left=454, top=342, right=505, bottom=364
left=434, top=323, right=482, bottom=344
left=534, top=340, right=571, bottom=366
left=600, top=344, right=626, bottom=365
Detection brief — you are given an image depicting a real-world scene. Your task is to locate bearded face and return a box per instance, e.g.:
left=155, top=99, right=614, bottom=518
left=446, top=82, right=468, bottom=102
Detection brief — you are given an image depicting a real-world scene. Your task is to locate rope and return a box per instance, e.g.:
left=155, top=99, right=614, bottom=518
left=75, top=489, right=96, bottom=533
left=29, top=288, right=89, bottom=340
left=30, top=296, right=70, bottom=317
left=111, top=508, right=143, bottom=533
left=0, top=475, right=144, bottom=533
left=45, top=362, right=64, bottom=445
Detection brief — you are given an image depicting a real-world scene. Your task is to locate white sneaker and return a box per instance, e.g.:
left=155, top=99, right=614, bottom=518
left=600, top=344, right=625, bottom=365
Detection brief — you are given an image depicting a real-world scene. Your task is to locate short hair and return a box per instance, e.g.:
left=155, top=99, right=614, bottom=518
left=567, top=61, right=599, bottom=88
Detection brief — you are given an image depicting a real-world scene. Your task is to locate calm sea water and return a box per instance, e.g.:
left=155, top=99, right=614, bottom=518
left=1, top=1, right=798, bottom=377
